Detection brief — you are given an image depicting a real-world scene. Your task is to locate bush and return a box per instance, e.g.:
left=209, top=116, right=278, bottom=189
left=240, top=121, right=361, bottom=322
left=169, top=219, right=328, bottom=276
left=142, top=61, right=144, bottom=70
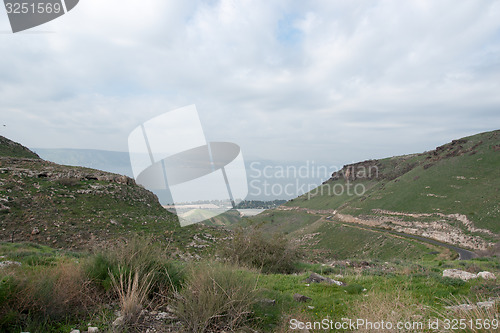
left=172, top=262, right=259, bottom=333
left=85, top=236, right=184, bottom=294
left=220, top=228, right=301, bottom=274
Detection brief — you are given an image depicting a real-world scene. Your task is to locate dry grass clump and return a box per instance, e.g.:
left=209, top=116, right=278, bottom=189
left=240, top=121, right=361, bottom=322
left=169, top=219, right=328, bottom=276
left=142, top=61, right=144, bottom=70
left=172, top=262, right=259, bottom=333
left=109, top=266, right=154, bottom=326
left=347, top=286, right=428, bottom=332
left=16, top=261, right=98, bottom=321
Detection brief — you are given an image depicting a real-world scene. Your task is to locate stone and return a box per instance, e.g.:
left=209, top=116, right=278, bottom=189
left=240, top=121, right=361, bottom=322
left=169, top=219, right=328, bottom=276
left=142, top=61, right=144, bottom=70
left=304, top=272, right=345, bottom=286
left=477, top=271, right=496, bottom=280
left=0, top=261, right=21, bottom=269
left=112, top=316, right=124, bottom=327
left=442, top=269, right=477, bottom=281
left=31, top=227, right=40, bottom=235
left=156, top=312, right=176, bottom=320
left=444, top=304, right=477, bottom=311
left=87, top=327, right=99, bottom=333
left=69, top=330, right=80, bottom=333
left=477, top=301, right=495, bottom=309
left=293, top=293, right=312, bottom=302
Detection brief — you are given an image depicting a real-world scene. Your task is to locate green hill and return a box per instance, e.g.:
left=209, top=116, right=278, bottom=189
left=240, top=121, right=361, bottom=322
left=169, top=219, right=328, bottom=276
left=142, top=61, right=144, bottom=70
left=0, top=136, right=40, bottom=159
left=0, top=136, right=228, bottom=251
left=241, top=130, right=499, bottom=259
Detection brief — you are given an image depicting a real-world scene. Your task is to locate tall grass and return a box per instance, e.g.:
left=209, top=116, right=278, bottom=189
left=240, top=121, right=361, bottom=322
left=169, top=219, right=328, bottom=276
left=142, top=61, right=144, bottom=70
left=109, top=266, right=154, bottom=325
left=173, top=262, right=259, bottom=333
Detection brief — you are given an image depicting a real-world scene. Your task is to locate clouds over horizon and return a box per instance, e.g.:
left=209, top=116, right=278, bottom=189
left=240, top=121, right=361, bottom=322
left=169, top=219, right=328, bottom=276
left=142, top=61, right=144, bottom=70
left=1, top=0, right=499, bottom=166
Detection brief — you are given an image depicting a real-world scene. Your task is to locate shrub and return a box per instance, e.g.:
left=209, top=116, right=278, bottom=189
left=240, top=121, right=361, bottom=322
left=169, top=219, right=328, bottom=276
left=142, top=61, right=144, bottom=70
left=85, top=236, right=184, bottom=294
left=172, top=262, right=259, bottom=333
left=220, top=228, right=301, bottom=274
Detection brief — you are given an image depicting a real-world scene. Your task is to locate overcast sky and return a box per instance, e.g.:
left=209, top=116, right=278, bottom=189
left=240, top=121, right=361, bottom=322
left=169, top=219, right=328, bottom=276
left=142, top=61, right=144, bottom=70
left=1, top=0, right=499, bottom=167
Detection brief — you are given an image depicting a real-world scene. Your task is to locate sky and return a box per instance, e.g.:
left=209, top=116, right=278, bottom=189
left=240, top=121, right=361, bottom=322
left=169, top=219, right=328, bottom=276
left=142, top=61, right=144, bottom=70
left=1, top=0, right=500, bottom=169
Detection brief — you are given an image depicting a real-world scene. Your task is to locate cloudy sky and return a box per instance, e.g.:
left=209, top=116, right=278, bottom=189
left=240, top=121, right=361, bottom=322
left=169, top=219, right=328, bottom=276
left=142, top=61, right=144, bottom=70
left=1, top=0, right=499, bottom=168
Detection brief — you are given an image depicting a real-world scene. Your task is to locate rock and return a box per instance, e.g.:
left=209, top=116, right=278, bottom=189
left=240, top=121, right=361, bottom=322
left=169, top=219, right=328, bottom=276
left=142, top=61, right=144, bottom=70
left=69, top=330, right=80, bottom=333
left=31, top=227, right=40, bottom=235
left=477, top=271, right=496, bottom=280
left=156, top=312, right=176, bottom=320
left=293, top=293, right=312, bottom=303
left=259, top=298, right=276, bottom=306
left=0, top=261, right=22, bottom=269
left=445, top=304, right=477, bottom=311
left=112, top=316, right=124, bottom=327
left=477, top=301, right=495, bottom=309
left=442, top=269, right=477, bottom=281
left=87, top=327, right=99, bottom=333
left=304, top=272, right=345, bottom=286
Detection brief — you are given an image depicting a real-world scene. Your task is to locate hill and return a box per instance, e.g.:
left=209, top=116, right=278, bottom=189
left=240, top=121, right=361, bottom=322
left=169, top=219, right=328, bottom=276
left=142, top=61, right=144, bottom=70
left=0, top=135, right=40, bottom=159
left=241, top=130, right=500, bottom=260
left=0, top=136, right=227, bottom=251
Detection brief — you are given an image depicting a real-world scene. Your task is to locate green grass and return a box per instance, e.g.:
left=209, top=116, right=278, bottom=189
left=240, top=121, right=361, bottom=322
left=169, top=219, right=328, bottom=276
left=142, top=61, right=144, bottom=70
left=0, top=240, right=498, bottom=332
left=0, top=136, right=40, bottom=159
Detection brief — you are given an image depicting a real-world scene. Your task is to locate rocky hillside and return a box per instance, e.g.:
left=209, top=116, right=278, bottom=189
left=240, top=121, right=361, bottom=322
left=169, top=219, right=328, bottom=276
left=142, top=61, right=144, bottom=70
left=0, top=136, right=183, bottom=250
left=237, top=130, right=499, bottom=260
left=284, top=130, right=500, bottom=251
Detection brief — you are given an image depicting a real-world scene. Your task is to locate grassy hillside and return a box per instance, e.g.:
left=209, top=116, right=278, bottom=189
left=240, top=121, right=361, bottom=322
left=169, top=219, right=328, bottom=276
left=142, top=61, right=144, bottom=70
left=0, top=136, right=40, bottom=159
left=291, top=130, right=499, bottom=229
left=0, top=137, right=231, bottom=252
left=236, top=130, right=499, bottom=259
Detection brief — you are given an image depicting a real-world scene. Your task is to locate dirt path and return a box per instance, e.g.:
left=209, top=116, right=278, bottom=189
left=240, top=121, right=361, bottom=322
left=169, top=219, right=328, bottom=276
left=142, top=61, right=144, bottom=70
left=278, top=206, right=478, bottom=260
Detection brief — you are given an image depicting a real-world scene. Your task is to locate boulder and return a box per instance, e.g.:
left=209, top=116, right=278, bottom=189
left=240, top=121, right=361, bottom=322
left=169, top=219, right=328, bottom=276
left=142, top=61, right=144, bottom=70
left=442, top=269, right=477, bottom=281
left=477, top=271, right=496, bottom=280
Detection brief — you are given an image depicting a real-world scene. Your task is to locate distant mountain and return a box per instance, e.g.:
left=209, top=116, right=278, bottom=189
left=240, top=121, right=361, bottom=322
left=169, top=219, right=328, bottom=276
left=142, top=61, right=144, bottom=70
left=33, top=148, right=133, bottom=177
left=33, top=148, right=333, bottom=202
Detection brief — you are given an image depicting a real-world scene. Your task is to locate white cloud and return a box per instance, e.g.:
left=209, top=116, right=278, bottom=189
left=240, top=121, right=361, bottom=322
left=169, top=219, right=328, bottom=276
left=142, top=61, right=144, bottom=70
left=0, top=0, right=499, bottom=168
